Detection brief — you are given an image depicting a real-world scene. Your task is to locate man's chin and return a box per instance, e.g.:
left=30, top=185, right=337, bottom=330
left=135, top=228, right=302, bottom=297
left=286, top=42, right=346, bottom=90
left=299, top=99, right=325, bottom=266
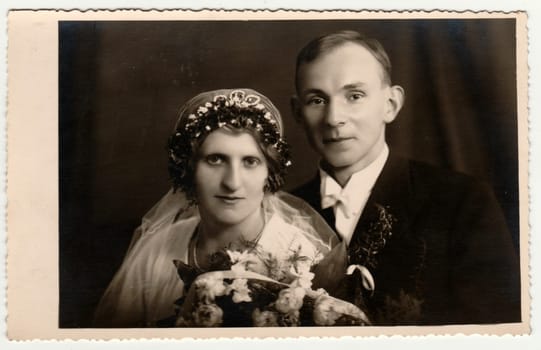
left=322, top=153, right=358, bottom=169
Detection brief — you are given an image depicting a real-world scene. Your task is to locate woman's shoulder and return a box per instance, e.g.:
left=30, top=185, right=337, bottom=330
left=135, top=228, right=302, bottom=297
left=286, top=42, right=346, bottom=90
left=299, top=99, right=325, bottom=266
left=127, top=216, right=199, bottom=264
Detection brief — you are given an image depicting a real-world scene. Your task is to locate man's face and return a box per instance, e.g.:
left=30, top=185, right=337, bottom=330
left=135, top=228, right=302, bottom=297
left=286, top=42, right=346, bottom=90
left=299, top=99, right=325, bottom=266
left=295, top=43, right=402, bottom=177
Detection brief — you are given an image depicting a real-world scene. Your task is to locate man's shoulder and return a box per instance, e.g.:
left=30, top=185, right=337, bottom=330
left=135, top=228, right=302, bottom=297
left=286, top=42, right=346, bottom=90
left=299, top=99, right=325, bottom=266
left=402, top=157, right=490, bottom=194
left=289, top=155, right=494, bottom=205
left=385, top=156, right=501, bottom=217
left=290, top=175, right=320, bottom=203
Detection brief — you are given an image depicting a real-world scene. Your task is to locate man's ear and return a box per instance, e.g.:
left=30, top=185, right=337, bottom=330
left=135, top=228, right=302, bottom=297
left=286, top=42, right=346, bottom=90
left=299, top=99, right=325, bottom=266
left=290, top=95, right=303, bottom=124
left=384, top=85, right=405, bottom=123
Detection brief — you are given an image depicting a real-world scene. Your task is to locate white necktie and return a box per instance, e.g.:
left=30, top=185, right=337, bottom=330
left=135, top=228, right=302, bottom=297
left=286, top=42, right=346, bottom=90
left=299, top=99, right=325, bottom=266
left=321, top=192, right=352, bottom=219
left=321, top=192, right=354, bottom=242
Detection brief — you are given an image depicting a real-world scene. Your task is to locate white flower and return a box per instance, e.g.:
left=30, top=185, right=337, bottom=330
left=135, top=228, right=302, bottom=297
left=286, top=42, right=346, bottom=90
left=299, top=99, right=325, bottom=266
left=192, top=303, right=223, bottom=327
left=290, top=272, right=314, bottom=289
left=312, top=295, right=340, bottom=326
left=294, top=258, right=312, bottom=274
left=274, top=287, right=305, bottom=313
left=285, top=257, right=315, bottom=288
left=187, top=114, right=197, bottom=120
left=227, top=250, right=246, bottom=262
left=205, top=102, right=213, bottom=108
left=255, top=103, right=265, bottom=110
left=227, top=278, right=252, bottom=303
left=194, top=276, right=228, bottom=302
left=252, top=308, right=279, bottom=327
left=197, top=106, right=208, bottom=114
left=312, top=295, right=366, bottom=326
left=290, top=273, right=314, bottom=289
left=227, top=250, right=259, bottom=273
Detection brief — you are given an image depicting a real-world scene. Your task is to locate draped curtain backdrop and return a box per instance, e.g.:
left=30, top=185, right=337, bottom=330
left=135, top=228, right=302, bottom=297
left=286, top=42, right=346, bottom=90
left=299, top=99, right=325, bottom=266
left=59, top=19, right=519, bottom=327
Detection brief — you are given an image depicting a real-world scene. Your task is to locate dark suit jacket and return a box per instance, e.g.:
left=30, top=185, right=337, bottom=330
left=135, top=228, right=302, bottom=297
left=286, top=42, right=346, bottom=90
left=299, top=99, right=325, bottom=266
left=292, top=152, right=521, bottom=325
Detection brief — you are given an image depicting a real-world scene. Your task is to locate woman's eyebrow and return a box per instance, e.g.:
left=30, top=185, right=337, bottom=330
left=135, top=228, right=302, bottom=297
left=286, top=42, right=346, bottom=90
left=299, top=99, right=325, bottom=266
left=200, top=151, right=227, bottom=158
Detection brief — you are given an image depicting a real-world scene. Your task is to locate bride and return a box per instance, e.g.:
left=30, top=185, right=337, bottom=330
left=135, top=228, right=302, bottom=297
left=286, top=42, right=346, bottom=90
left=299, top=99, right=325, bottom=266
left=94, top=89, right=337, bottom=327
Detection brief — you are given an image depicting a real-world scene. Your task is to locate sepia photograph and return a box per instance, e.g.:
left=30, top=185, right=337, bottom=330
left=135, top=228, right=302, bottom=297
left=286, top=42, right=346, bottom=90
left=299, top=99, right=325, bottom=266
left=58, top=17, right=525, bottom=328
left=6, top=10, right=529, bottom=340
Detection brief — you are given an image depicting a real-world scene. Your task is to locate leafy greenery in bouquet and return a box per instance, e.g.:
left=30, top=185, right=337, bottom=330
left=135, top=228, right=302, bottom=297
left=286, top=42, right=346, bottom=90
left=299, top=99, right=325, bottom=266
left=169, top=243, right=371, bottom=327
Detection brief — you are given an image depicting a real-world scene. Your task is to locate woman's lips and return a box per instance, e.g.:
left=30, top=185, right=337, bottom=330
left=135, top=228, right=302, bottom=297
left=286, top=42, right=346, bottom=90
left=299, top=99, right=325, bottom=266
left=215, top=195, right=244, bottom=204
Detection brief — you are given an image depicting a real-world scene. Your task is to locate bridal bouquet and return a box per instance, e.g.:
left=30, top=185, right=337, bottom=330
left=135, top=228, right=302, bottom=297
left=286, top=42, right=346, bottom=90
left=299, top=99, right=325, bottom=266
left=170, top=246, right=371, bottom=327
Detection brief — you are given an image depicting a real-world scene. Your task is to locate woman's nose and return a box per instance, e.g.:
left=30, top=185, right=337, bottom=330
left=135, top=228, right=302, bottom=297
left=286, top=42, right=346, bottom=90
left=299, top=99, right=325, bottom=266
left=221, top=163, right=242, bottom=191
left=324, top=100, right=346, bottom=127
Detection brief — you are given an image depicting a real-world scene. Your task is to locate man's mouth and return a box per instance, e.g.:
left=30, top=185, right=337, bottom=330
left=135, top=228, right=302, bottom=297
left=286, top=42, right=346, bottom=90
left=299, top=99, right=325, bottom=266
left=323, top=136, right=353, bottom=144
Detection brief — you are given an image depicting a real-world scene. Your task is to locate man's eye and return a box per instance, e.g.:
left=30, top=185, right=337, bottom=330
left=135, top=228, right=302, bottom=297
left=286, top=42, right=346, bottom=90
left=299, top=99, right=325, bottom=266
left=348, top=92, right=365, bottom=101
left=243, top=157, right=261, bottom=168
left=306, top=96, right=326, bottom=106
left=205, top=155, right=223, bottom=165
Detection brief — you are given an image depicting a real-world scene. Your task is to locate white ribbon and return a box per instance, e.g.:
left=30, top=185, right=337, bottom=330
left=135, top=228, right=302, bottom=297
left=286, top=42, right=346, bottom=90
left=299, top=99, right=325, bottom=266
left=193, top=269, right=366, bottom=306
left=195, top=269, right=288, bottom=286
left=346, top=264, right=375, bottom=294
left=183, top=268, right=370, bottom=324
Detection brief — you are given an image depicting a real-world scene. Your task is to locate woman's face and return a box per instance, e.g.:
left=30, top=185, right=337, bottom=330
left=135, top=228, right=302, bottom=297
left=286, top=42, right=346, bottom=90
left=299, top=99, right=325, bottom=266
left=195, top=129, right=269, bottom=227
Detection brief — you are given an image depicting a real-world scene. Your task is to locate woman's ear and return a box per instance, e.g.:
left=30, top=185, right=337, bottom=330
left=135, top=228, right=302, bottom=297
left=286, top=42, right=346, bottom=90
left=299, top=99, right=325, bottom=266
left=263, top=180, right=271, bottom=193
left=384, top=85, right=405, bottom=123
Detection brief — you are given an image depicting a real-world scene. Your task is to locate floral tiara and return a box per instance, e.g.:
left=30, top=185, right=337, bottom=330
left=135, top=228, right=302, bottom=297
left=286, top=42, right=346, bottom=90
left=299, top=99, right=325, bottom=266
left=168, top=89, right=292, bottom=196
left=181, top=90, right=282, bottom=139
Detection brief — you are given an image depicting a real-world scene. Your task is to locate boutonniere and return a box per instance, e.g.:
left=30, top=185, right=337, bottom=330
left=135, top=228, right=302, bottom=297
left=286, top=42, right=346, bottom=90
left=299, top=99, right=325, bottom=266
left=349, top=203, right=396, bottom=270
left=311, top=204, right=396, bottom=306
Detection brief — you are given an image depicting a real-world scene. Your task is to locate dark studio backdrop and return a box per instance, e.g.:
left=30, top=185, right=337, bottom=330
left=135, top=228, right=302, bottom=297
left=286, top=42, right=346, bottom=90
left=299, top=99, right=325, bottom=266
left=59, top=19, right=519, bottom=327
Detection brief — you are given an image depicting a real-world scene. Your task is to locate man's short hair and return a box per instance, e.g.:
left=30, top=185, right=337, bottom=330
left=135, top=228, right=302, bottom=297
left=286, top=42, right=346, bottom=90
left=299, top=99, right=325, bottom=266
left=295, top=30, right=393, bottom=89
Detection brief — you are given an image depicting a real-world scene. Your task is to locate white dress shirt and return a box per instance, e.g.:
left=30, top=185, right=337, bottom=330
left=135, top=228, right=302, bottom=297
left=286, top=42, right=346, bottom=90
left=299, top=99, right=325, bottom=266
left=320, top=144, right=389, bottom=244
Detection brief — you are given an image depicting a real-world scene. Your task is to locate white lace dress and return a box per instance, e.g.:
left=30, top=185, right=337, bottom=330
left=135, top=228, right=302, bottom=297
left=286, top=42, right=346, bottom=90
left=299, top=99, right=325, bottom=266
left=94, top=213, right=324, bottom=327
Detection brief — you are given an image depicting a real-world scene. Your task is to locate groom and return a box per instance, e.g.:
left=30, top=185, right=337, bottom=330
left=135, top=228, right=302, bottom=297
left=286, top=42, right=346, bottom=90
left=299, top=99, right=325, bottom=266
left=290, top=30, right=520, bottom=325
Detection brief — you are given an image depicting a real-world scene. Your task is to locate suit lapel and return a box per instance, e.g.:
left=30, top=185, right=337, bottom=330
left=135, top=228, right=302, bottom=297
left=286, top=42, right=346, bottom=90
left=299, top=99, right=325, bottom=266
left=293, top=153, right=414, bottom=246
left=348, top=153, right=413, bottom=265
left=366, top=153, right=411, bottom=223
left=295, top=154, right=431, bottom=323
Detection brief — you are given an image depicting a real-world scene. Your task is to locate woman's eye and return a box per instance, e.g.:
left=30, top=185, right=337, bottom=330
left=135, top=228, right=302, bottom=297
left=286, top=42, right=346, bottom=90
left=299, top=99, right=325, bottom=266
left=205, top=154, right=223, bottom=165
left=243, top=157, right=261, bottom=168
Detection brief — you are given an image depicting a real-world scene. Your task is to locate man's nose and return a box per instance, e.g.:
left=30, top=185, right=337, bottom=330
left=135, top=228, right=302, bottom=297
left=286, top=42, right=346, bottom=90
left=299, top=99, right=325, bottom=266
left=222, top=163, right=242, bottom=191
left=324, top=100, right=346, bottom=127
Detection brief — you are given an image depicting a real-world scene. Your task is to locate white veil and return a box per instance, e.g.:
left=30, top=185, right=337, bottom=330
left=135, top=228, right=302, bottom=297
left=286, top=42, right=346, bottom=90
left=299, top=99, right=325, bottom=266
left=127, top=88, right=339, bottom=257
left=127, top=189, right=338, bottom=257
left=265, top=191, right=338, bottom=255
